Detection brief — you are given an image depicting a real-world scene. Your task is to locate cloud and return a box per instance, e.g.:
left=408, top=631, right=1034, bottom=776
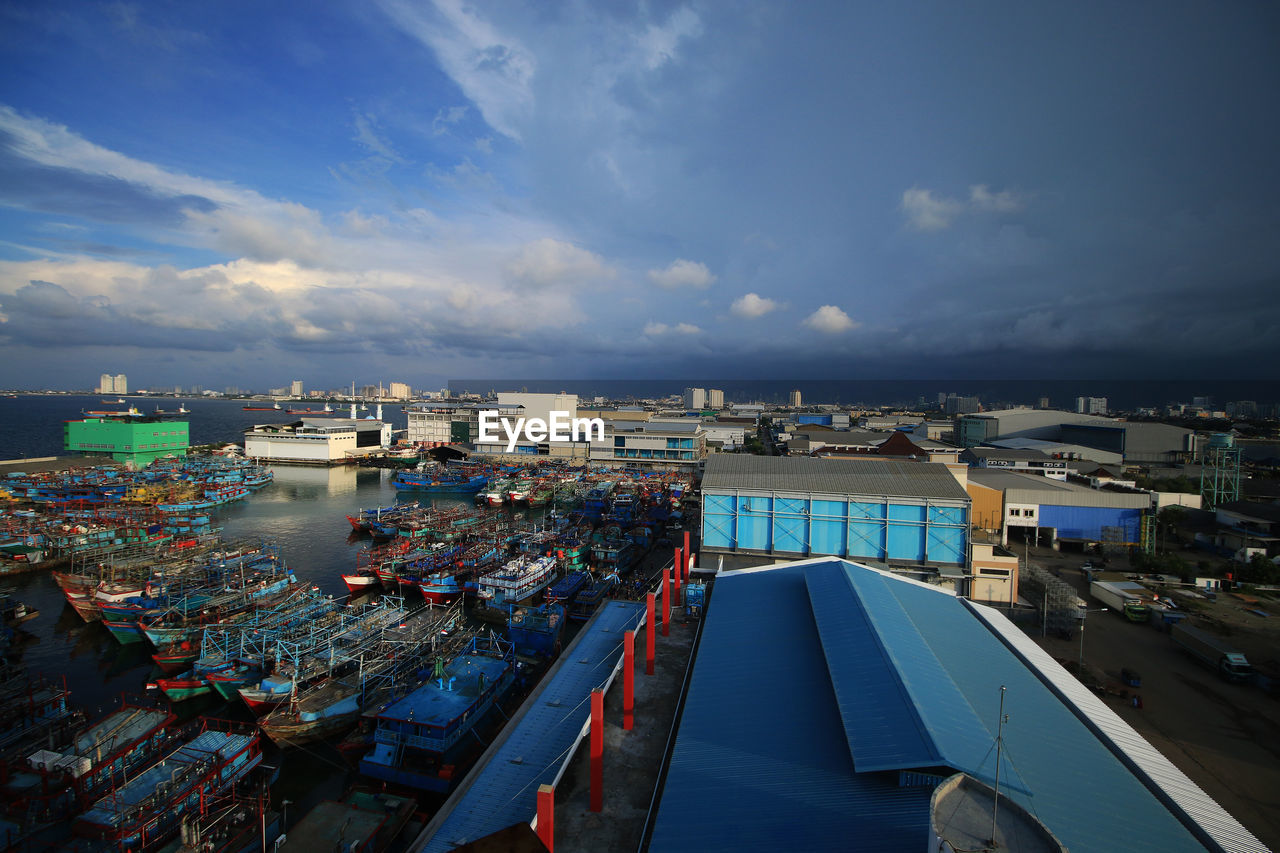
left=802, top=305, right=857, bottom=334
left=729, top=292, right=778, bottom=318
left=352, top=113, right=402, bottom=162
left=969, top=184, right=1025, bottom=213
left=637, top=7, right=703, bottom=71
left=902, top=184, right=1028, bottom=230
left=375, top=0, right=534, bottom=141
left=901, top=188, right=965, bottom=231
left=504, top=238, right=612, bottom=287
left=432, top=106, right=469, bottom=136
left=647, top=258, right=716, bottom=290
left=643, top=321, right=701, bottom=336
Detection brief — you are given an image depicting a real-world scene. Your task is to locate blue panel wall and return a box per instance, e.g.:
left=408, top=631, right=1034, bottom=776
left=772, top=496, right=809, bottom=553
left=1038, top=505, right=1141, bottom=543
left=702, top=493, right=737, bottom=550
left=886, top=503, right=927, bottom=562
left=810, top=499, right=848, bottom=556
left=702, top=491, right=968, bottom=565
left=737, top=495, right=773, bottom=551
left=847, top=501, right=887, bottom=560
left=795, top=414, right=833, bottom=426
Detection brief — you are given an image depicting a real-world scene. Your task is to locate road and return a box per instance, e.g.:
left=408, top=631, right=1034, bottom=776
left=1021, top=544, right=1280, bottom=850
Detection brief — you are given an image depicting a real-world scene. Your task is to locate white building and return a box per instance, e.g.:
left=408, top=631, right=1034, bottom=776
left=290, top=379, right=304, bottom=398
left=388, top=382, right=412, bottom=400
left=1076, top=396, right=1108, bottom=415
left=97, top=373, right=127, bottom=394
left=407, top=403, right=521, bottom=447
left=589, top=421, right=706, bottom=470
left=707, top=388, right=725, bottom=409
left=244, top=418, right=391, bottom=465
left=683, top=387, right=706, bottom=410
left=788, top=389, right=802, bottom=407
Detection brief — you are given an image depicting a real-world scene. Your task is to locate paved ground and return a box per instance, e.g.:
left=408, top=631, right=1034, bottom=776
left=1020, top=544, right=1280, bottom=851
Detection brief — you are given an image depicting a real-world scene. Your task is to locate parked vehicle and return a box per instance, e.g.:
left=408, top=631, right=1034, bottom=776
left=1089, top=581, right=1150, bottom=622
left=1170, top=623, right=1254, bottom=682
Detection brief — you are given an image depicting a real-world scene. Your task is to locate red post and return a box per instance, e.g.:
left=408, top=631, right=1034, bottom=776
left=590, top=689, right=604, bottom=812
left=536, top=783, right=555, bottom=852
left=646, top=593, right=656, bottom=675
left=683, top=530, right=691, bottom=579
left=663, top=568, right=671, bottom=636
left=623, top=630, right=635, bottom=731
left=673, top=547, right=682, bottom=603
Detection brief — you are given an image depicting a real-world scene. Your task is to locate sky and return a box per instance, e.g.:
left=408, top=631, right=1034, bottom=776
left=0, top=1, right=1278, bottom=392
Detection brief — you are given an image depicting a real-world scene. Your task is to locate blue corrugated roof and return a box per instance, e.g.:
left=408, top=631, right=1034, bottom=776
left=414, top=600, right=645, bottom=853
left=651, top=559, right=1222, bottom=853
left=650, top=567, right=934, bottom=852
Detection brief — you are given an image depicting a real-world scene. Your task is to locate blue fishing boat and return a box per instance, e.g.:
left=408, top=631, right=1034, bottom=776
left=506, top=602, right=566, bottom=658
left=358, top=636, right=516, bottom=792
left=569, top=572, right=619, bottom=622
left=391, top=471, right=487, bottom=493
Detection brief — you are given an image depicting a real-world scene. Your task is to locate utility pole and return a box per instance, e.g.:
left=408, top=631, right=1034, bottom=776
left=990, top=685, right=1008, bottom=849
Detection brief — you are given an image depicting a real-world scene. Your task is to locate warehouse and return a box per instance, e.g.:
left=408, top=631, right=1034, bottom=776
left=700, top=455, right=970, bottom=567
left=967, top=468, right=1151, bottom=547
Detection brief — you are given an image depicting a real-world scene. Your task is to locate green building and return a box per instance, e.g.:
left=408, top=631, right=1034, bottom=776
left=65, top=415, right=189, bottom=466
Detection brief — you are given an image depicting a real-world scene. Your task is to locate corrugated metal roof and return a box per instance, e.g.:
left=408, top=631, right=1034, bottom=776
left=702, top=455, right=969, bottom=501
left=967, top=468, right=1150, bottom=509
left=412, top=601, right=645, bottom=853
left=653, top=557, right=1248, bottom=852
left=649, top=566, right=934, bottom=852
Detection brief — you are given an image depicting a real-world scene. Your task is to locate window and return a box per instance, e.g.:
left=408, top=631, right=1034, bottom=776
left=1009, top=509, right=1020, bottom=516
left=615, top=436, right=625, bottom=447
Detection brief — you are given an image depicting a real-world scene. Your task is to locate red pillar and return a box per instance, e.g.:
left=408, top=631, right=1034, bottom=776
left=590, top=689, right=604, bottom=813
left=536, top=783, right=555, bottom=852
left=623, top=630, right=635, bottom=731
left=645, top=593, right=656, bottom=675
left=663, top=568, right=671, bottom=636
left=673, top=547, right=682, bottom=603
left=683, top=530, right=691, bottom=579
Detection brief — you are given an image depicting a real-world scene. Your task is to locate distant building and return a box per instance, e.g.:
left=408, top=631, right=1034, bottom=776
left=1037, top=396, right=1050, bottom=409
left=290, top=379, right=304, bottom=398
left=683, top=387, right=706, bottom=410
left=65, top=413, right=187, bottom=466
left=1075, top=396, right=1107, bottom=415
left=788, top=389, right=802, bottom=408
left=943, top=394, right=979, bottom=415
left=96, top=373, right=128, bottom=394
left=954, top=408, right=1111, bottom=449
left=388, top=381, right=412, bottom=400
left=244, top=418, right=391, bottom=465
left=707, top=388, right=725, bottom=409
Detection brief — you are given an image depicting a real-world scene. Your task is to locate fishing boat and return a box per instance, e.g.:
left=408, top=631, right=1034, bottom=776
left=241, top=403, right=282, bottom=411
left=391, top=471, right=487, bottom=493
left=569, top=572, right=619, bottom=622
left=358, top=635, right=516, bottom=792
left=73, top=721, right=264, bottom=848
left=545, top=570, right=590, bottom=607
left=506, top=602, right=566, bottom=658
left=473, top=554, right=559, bottom=622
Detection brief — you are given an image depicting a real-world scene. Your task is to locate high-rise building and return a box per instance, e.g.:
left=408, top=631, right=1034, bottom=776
left=388, top=382, right=412, bottom=400
left=943, top=394, right=980, bottom=415
left=1075, top=396, right=1107, bottom=415
left=290, top=380, right=304, bottom=398
left=684, top=388, right=706, bottom=410
left=707, top=389, right=725, bottom=409
left=98, top=374, right=113, bottom=394
left=114, top=374, right=127, bottom=394
left=789, top=389, right=802, bottom=408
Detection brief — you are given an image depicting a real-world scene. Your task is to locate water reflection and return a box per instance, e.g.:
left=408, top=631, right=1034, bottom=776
left=261, top=463, right=360, bottom=498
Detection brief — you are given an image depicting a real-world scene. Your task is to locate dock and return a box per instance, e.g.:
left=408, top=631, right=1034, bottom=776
left=411, top=599, right=647, bottom=852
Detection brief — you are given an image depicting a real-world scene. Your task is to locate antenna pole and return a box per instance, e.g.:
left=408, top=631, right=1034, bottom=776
left=991, top=684, right=1007, bottom=848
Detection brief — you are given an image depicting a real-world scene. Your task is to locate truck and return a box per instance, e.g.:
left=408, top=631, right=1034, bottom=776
left=1170, top=623, right=1254, bottom=682
left=1089, top=580, right=1151, bottom=622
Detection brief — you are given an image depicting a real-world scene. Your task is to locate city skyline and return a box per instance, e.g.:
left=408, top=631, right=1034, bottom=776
left=1, top=2, right=1278, bottom=388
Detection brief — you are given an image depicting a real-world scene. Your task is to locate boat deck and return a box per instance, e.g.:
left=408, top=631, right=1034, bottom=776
left=376, top=652, right=511, bottom=725
left=410, top=600, right=646, bottom=853
left=277, top=800, right=388, bottom=851
left=74, top=705, right=170, bottom=755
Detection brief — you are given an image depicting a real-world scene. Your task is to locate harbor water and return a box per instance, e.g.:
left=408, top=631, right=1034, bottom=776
left=0, top=395, right=507, bottom=829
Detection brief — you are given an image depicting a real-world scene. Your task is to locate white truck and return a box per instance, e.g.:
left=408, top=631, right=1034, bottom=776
left=1171, top=623, right=1254, bottom=682
left=1089, top=580, right=1150, bottom=622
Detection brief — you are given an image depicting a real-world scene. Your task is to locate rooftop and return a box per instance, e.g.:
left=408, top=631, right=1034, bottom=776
left=702, top=454, right=970, bottom=501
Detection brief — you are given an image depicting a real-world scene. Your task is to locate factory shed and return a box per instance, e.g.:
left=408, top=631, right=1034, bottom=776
left=648, top=558, right=1265, bottom=853
left=700, top=455, right=970, bottom=566
left=968, top=468, right=1151, bottom=546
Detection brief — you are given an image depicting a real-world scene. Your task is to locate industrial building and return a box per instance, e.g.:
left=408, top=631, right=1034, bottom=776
left=700, top=455, right=970, bottom=567
left=1058, top=421, right=1197, bottom=465
left=64, top=413, right=188, bottom=466
left=960, top=446, right=1070, bottom=479
left=955, top=408, right=1112, bottom=448
left=648, top=557, right=1265, bottom=852
left=587, top=420, right=705, bottom=470
left=244, top=418, right=391, bottom=464
left=967, top=468, right=1152, bottom=547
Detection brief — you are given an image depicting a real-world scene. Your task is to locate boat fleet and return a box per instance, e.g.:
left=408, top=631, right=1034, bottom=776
left=0, top=455, right=695, bottom=851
